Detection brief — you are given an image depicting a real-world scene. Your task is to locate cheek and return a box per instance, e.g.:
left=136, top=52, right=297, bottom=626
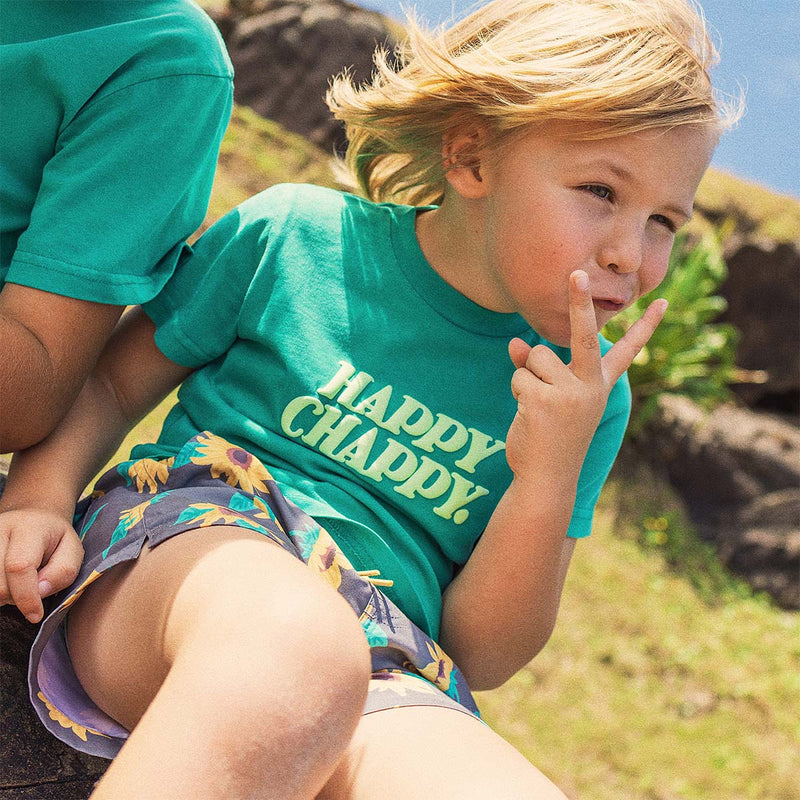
left=640, top=249, right=672, bottom=296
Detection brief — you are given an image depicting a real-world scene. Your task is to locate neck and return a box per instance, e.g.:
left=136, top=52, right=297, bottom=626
left=414, top=193, right=500, bottom=311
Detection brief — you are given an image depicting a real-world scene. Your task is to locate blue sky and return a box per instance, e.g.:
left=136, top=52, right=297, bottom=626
left=360, top=0, right=799, bottom=199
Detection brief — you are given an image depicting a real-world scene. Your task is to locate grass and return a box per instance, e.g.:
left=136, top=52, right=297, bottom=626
left=476, top=449, right=800, bottom=800
left=205, top=105, right=342, bottom=224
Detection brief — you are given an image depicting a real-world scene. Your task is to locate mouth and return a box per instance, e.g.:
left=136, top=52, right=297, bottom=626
left=592, top=297, right=627, bottom=313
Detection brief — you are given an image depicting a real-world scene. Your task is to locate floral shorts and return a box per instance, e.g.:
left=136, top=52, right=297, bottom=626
left=29, top=432, right=481, bottom=759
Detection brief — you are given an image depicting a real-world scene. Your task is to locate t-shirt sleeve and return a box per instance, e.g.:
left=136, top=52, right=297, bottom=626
left=143, top=193, right=277, bottom=368
left=7, top=73, right=232, bottom=304
left=566, top=370, right=632, bottom=539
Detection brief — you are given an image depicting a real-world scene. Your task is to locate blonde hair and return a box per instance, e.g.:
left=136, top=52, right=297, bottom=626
left=326, top=0, right=743, bottom=205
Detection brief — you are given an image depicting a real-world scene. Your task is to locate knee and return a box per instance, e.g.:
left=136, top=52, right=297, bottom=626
left=272, top=579, right=372, bottom=718
left=166, top=541, right=371, bottom=732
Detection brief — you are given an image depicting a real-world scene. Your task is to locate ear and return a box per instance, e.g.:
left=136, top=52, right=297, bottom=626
left=442, top=127, right=490, bottom=199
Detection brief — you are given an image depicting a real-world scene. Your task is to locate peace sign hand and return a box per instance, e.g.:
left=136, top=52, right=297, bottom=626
left=505, top=270, right=666, bottom=482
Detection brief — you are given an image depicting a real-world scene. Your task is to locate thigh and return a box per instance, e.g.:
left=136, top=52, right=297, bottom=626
left=318, top=703, right=568, bottom=800
left=66, top=524, right=356, bottom=730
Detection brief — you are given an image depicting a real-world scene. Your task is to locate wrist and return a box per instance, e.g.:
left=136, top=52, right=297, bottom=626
left=0, top=473, right=77, bottom=519
left=0, top=495, right=76, bottom=520
left=507, top=466, right=580, bottom=504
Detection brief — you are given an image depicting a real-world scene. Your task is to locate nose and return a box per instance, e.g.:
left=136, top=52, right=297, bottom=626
left=599, top=224, right=643, bottom=275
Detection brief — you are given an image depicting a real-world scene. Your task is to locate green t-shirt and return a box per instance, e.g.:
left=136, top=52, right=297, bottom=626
left=142, top=184, right=631, bottom=637
left=0, top=0, right=233, bottom=304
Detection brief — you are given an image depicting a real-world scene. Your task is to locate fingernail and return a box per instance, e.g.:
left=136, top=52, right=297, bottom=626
left=38, top=580, right=52, bottom=597
left=574, top=271, right=588, bottom=290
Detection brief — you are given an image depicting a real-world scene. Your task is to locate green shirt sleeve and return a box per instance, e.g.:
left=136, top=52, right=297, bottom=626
left=8, top=73, right=232, bottom=304
left=144, top=192, right=278, bottom=367
left=567, top=368, right=631, bottom=538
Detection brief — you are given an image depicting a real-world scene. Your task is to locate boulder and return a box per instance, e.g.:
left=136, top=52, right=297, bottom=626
left=636, top=395, right=800, bottom=608
left=0, top=607, right=109, bottom=799
left=211, top=0, right=399, bottom=153
left=721, top=241, right=800, bottom=414
left=693, top=178, right=800, bottom=416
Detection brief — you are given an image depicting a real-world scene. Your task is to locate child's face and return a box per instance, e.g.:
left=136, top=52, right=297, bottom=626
left=476, top=122, right=716, bottom=346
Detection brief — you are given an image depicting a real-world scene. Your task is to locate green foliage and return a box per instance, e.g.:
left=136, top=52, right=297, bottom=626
left=603, top=232, right=744, bottom=429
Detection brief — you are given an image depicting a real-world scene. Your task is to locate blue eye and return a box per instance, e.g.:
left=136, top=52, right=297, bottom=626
left=584, top=184, right=613, bottom=200
left=651, top=214, right=677, bottom=233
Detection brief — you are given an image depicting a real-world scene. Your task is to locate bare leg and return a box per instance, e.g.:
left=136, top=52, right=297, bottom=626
left=318, top=703, right=568, bottom=800
left=67, top=527, right=371, bottom=800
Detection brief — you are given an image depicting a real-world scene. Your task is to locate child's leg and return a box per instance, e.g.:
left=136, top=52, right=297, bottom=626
left=318, top=704, right=568, bottom=800
left=67, top=526, right=371, bottom=800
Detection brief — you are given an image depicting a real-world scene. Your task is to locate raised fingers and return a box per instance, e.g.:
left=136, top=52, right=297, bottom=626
left=602, top=298, right=668, bottom=385
left=568, top=270, right=602, bottom=381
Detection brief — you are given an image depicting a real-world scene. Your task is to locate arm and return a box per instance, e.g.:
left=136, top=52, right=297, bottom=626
left=0, top=284, right=123, bottom=452
left=439, top=271, right=666, bottom=690
left=0, top=308, right=191, bottom=622
left=2, top=62, right=231, bottom=452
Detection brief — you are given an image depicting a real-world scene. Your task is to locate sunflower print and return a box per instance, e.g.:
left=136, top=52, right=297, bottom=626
left=173, top=502, right=283, bottom=542
left=126, top=457, right=174, bottom=493
left=289, top=523, right=322, bottom=560
left=54, top=570, right=103, bottom=614
left=76, top=503, right=106, bottom=541
left=36, top=693, right=108, bottom=742
left=419, top=640, right=455, bottom=693
left=359, top=599, right=389, bottom=647
left=370, top=670, right=441, bottom=698
left=228, top=492, right=282, bottom=529
left=306, top=534, right=356, bottom=590
left=103, top=496, right=164, bottom=557
left=189, top=432, right=272, bottom=493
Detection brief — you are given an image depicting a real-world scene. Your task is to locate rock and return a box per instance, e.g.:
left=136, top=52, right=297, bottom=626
left=0, top=608, right=109, bottom=799
left=636, top=395, right=800, bottom=608
left=722, top=490, right=800, bottom=607
left=720, top=241, right=800, bottom=414
left=211, top=0, right=399, bottom=153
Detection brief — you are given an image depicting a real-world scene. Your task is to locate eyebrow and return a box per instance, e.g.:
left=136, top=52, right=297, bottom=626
left=587, top=160, right=693, bottom=222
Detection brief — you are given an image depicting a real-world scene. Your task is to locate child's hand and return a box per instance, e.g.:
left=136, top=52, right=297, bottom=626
left=506, top=269, right=666, bottom=481
left=0, top=508, right=83, bottom=623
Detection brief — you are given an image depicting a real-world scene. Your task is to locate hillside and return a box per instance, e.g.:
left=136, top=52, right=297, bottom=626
left=694, top=168, right=800, bottom=245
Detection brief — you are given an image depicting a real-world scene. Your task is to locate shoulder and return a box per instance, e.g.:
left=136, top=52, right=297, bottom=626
left=191, top=184, right=348, bottom=252
left=239, top=183, right=386, bottom=235
left=91, top=0, right=233, bottom=93
left=148, top=0, right=232, bottom=78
